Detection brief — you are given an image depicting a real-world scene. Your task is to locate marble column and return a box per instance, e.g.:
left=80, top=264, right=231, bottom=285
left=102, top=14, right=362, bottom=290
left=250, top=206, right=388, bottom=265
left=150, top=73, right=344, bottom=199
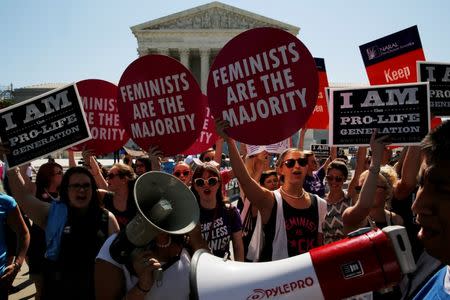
left=199, top=48, right=210, bottom=93
left=179, top=48, right=190, bottom=68
left=158, top=48, right=170, bottom=56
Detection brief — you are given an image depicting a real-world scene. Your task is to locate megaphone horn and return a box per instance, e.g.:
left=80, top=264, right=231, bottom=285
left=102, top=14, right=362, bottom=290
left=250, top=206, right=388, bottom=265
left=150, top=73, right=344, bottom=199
left=110, top=171, right=200, bottom=263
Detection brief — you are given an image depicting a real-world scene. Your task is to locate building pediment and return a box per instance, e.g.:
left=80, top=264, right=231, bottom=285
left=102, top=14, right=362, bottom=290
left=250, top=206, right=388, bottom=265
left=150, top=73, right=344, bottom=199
left=131, top=1, right=299, bottom=35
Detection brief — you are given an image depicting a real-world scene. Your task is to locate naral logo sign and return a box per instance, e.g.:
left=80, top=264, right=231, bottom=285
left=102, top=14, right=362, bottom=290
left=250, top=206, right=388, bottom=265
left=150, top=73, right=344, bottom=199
left=246, top=277, right=314, bottom=299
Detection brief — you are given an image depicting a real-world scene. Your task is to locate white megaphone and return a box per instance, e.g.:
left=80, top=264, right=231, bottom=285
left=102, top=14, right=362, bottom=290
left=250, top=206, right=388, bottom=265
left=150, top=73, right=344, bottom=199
left=110, top=171, right=199, bottom=263
left=190, top=226, right=416, bottom=300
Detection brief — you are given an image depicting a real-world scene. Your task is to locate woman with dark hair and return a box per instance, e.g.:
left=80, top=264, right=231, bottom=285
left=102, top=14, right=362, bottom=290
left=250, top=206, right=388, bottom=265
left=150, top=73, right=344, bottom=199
left=102, top=163, right=137, bottom=230
left=27, top=162, right=63, bottom=299
left=134, top=157, right=152, bottom=177
left=191, top=163, right=244, bottom=261
left=8, top=166, right=119, bottom=299
left=322, top=159, right=355, bottom=244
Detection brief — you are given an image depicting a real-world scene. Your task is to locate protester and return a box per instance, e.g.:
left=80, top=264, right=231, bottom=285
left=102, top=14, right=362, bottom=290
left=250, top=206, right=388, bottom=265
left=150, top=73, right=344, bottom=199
left=134, top=157, right=152, bottom=177
left=343, top=132, right=403, bottom=234
left=172, top=161, right=193, bottom=186
left=322, top=159, right=355, bottom=244
left=409, top=121, right=450, bottom=299
left=0, top=194, right=29, bottom=299
left=191, top=162, right=244, bottom=261
left=28, top=162, right=63, bottom=299
left=95, top=226, right=207, bottom=299
left=216, top=119, right=326, bottom=261
left=7, top=166, right=119, bottom=299
left=101, top=163, right=137, bottom=230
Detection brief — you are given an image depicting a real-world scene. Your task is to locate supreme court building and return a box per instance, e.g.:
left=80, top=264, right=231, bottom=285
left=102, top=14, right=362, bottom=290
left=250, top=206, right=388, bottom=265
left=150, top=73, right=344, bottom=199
left=130, top=1, right=299, bottom=93
left=13, top=1, right=323, bottom=146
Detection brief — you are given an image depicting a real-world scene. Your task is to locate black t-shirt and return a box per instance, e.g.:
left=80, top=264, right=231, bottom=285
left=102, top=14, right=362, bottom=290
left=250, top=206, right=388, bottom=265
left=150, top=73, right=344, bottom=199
left=260, top=193, right=320, bottom=261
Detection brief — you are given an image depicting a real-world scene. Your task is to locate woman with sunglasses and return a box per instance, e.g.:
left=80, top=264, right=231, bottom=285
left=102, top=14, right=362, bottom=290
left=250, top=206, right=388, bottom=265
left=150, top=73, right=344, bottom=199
left=191, top=163, right=244, bottom=261
left=215, top=120, right=326, bottom=261
left=7, top=166, right=120, bottom=299
left=322, top=159, right=356, bottom=245
left=99, top=163, right=137, bottom=230
left=172, top=161, right=193, bottom=186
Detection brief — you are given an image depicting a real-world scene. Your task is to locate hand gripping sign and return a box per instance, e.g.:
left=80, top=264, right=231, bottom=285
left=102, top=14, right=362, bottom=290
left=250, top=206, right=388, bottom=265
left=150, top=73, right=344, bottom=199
left=182, top=95, right=218, bottom=155
left=118, top=55, right=205, bottom=156
left=72, top=79, right=130, bottom=155
left=207, top=27, right=319, bottom=145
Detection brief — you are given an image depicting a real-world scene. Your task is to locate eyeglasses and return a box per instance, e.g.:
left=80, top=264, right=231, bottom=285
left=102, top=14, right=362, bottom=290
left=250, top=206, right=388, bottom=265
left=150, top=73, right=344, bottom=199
left=194, top=177, right=219, bottom=187
left=174, top=170, right=190, bottom=177
left=106, top=173, right=121, bottom=179
left=68, top=183, right=92, bottom=192
left=283, top=158, right=308, bottom=168
left=326, top=175, right=344, bottom=183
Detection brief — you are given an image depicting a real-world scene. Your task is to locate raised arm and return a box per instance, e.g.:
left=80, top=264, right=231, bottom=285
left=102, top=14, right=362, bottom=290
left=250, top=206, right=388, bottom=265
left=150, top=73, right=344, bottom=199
left=393, top=146, right=421, bottom=200
left=83, top=150, right=108, bottom=190
left=343, top=131, right=389, bottom=233
left=347, top=146, right=368, bottom=201
left=67, top=149, right=77, bottom=168
left=7, top=168, right=50, bottom=229
left=147, top=146, right=163, bottom=171
left=215, top=120, right=273, bottom=217
left=297, top=127, right=307, bottom=150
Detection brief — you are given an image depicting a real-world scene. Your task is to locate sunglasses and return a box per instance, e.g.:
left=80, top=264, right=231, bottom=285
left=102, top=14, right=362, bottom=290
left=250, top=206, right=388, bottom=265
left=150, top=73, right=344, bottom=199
left=68, top=183, right=91, bottom=191
left=106, top=173, right=122, bottom=179
left=174, top=170, right=190, bottom=177
left=203, top=156, right=213, bottom=162
left=283, top=158, right=308, bottom=168
left=326, top=175, right=344, bottom=183
left=194, top=177, right=219, bottom=187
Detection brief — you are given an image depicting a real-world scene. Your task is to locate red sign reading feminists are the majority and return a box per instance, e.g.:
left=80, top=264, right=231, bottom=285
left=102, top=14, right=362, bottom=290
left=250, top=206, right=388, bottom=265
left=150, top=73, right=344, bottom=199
left=182, top=95, right=218, bottom=155
left=208, top=27, right=319, bottom=145
left=73, top=79, right=130, bottom=155
left=118, top=55, right=205, bottom=156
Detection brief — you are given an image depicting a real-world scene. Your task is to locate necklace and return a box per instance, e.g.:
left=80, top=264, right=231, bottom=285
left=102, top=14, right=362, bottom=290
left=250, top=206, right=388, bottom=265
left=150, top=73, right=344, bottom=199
left=156, top=236, right=171, bottom=248
left=280, top=187, right=305, bottom=199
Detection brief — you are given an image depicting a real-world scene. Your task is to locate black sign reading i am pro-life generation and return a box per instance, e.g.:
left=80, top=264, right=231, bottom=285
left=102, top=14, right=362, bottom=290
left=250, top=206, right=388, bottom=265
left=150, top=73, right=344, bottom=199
left=329, top=82, right=429, bottom=146
left=417, top=61, right=450, bottom=117
left=0, top=84, right=91, bottom=168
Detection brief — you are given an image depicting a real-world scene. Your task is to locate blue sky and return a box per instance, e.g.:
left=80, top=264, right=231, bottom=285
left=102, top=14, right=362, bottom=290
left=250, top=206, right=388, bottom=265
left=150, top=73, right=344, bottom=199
left=1, top=0, right=449, bottom=89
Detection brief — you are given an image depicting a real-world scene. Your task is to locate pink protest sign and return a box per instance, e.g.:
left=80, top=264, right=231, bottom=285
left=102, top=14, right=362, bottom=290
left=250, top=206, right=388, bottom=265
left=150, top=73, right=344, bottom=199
left=182, top=95, right=218, bottom=155
left=72, top=79, right=129, bottom=155
left=118, top=55, right=204, bottom=155
left=207, top=27, right=319, bottom=145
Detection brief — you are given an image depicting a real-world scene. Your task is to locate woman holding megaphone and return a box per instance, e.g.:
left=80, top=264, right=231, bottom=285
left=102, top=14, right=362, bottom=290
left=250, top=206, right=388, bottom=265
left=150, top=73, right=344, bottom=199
left=95, top=225, right=207, bottom=299
left=215, top=119, right=327, bottom=261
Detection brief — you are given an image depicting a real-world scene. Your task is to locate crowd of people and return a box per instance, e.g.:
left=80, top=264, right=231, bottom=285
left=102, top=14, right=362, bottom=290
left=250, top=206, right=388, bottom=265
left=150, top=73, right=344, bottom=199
left=0, top=120, right=449, bottom=299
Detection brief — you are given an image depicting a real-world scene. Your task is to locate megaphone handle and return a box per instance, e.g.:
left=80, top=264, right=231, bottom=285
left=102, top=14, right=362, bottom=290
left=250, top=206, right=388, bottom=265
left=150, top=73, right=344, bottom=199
left=153, top=267, right=163, bottom=287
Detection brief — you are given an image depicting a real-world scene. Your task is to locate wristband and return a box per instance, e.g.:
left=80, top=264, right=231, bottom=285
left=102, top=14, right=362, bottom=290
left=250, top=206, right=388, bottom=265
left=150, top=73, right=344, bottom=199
left=136, top=282, right=151, bottom=293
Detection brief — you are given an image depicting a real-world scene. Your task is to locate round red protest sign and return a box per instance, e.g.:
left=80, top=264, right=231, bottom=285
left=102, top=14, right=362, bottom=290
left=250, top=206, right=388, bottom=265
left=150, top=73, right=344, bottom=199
left=118, top=55, right=204, bottom=156
left=182, top=95, right=218, bottom=155
left=72, top=79, right=130, bottom=155
left=208, top=27, right=318, bottom=145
